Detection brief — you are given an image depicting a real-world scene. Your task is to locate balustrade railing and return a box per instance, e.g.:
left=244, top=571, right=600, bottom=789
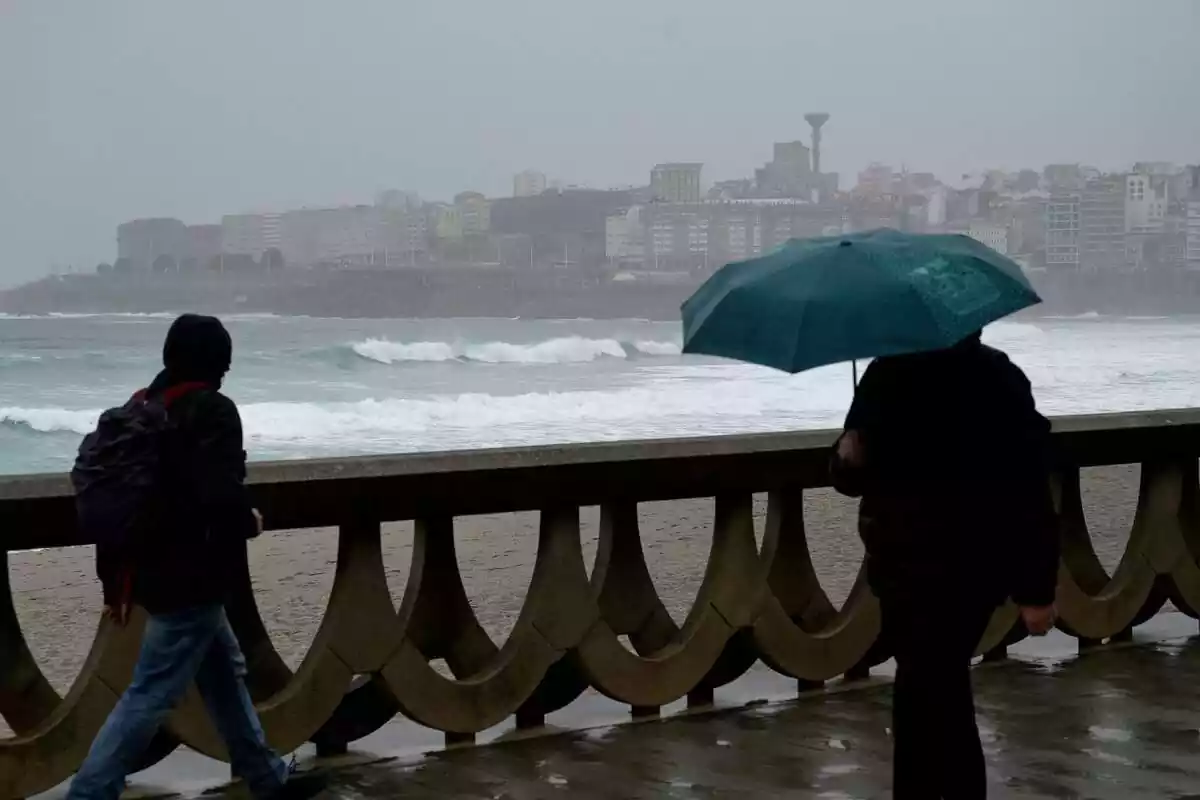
left=1, top=410, right=1199, bottom=797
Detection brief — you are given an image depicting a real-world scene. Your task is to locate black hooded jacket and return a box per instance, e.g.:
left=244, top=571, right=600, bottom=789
left=97, top=314, right=258, bottom=613
left=830, top=337, right=1060, bottom=608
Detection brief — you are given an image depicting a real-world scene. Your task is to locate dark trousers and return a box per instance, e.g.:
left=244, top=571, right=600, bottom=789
left=882, top=595, right=996, bottom=799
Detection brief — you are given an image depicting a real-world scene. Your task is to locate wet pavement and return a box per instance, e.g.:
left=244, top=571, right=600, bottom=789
left=307, top=639, right=1200, bottom=799
left=39, top=614, right=1200, bottom=799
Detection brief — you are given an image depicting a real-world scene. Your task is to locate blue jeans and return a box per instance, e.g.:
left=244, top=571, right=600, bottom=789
left=68, top=606, right=288, bottom=800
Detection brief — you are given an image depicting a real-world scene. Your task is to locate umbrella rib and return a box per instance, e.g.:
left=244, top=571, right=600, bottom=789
left=787, top=245, right=844, bottom=372
left=793, top=243, right=881, bottom=370
left=909, top=277, right=951, bottom=347
left=788, top=273, right=812, bottom=373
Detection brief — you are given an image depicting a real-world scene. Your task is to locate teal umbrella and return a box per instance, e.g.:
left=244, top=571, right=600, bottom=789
left=681, top=228, right=1040, bottom=373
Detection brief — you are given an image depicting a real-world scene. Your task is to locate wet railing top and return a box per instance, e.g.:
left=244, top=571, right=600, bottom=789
left=3, top=408, right=1200, bottom=551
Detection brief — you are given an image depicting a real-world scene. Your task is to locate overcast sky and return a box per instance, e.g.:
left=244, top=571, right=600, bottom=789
left=1, top=0, right=1197, bottom=284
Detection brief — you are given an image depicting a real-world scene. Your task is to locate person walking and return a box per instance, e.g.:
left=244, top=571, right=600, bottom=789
left=67, top=314, right=324, bottom=800
left=830, top=331, right=1060, bottom=799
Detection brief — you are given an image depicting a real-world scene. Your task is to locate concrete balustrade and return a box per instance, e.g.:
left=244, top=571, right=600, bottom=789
left=1, top=409, right=1199, bottom=798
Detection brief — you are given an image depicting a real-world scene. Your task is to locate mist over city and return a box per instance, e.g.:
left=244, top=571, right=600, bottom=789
left=2, top=1, right=1198, bottom=292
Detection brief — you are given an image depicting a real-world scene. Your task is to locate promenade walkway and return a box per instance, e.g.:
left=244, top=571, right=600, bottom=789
left=39, top=613, right=1200, bottom=799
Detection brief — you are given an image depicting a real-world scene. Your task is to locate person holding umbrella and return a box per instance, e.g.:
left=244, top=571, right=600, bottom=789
left=682, top=229, right=1060, bottom=799
left=832, top=329, right=1058, bottom=798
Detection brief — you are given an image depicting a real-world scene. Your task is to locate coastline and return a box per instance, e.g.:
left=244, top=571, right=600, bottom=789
left=7, top=267, right=1200, bottom=321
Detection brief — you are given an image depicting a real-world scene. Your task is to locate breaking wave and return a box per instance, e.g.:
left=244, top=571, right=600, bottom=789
left=0, top=334, right=682, bottom=373
left=1044, top=311, right=1104, bottom=321
left=984, top=320, right=1047, bottom=343
left=0, top=353, right=44, bottom=365
left=349, top=335, right=681, bottom=365
left=0, top=312, right=282, bottom=322
left=0, top=373, right=846, bottom=452
left=1, top=407, right=99, bottom=436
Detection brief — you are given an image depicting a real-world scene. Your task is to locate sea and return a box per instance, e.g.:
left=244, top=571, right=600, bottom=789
left=2, top=312, right=1199, bottom=477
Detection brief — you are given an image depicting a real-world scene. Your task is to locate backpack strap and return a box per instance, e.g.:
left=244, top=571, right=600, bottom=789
left=161, top=382, right=211, bottom=408
left=130, top=381, right=212, bottom=408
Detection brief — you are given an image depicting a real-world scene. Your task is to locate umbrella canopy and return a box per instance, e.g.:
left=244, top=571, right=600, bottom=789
left=681, top=228, right=1040, bottom=373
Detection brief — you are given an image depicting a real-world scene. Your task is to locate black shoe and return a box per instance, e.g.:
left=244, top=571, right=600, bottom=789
left=270, top=771, right=329, bottom=799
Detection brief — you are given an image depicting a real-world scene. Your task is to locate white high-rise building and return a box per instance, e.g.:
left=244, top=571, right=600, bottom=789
left=1045, top=194, right=1080, bottom=268
left=605, top=207, right=644, bottom=263
left=1187, top=200, right=1200, bottom=269
left=279, top=206, right=378, bottom=266
left=650, top=163, right=703, bottom=203
left=925, top=186, right=949, bottom=228
left=513, top=170, right=547, bottom=198
left=968, top=221, right=1010, bottom=255
left=1125, top=173, right=1168, bottom=234
left=220, top=213, right=281, bottom=258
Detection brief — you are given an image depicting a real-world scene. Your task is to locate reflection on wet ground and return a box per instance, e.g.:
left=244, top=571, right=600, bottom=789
left=275, top=637, right=1200, bottom=798
left=47, top=622, right=1200, bottom=799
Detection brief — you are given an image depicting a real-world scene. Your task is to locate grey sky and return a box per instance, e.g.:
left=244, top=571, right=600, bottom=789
left=1, top=0, right=1197, bottom=284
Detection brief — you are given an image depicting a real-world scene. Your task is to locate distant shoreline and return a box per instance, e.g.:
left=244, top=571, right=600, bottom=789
left=5, top=267, right=1200, bottom=321
left=2, top=309, right=1196, bottom=324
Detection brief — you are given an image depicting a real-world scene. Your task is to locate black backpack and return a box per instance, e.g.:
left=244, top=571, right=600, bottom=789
left=71, top=382, right=208, bottom=552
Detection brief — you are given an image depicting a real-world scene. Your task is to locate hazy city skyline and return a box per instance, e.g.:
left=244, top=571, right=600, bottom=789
left=2, top=0, right=1199, bottom=284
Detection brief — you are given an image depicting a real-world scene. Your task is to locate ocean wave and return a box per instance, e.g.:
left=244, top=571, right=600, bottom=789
left=632, top=339, right=683, bottom=356
left=1, top=407, right=99, bottom=435
left=234, top=381, right=833, bottom=445
left=984, top=321, right=1046, bottom=341
left=0, top=374, right=842, bottom=448
left=0, top=311, right=283, bottom=322
left=0, top=333, right=684, bottom=372
left=0, top=311, right=181, bottom=325
left=1044, top=311, right=1104, bottom=321
left=38, top=312, right=180, bottom=321
left=349, top=336, right=681, bottom=365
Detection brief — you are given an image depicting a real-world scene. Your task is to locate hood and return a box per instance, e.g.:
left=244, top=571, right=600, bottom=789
left=158, top=313, right=233, bottom=387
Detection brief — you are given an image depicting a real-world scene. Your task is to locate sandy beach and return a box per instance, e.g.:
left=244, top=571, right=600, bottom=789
left=7, top=466, right=1138, bottom=698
